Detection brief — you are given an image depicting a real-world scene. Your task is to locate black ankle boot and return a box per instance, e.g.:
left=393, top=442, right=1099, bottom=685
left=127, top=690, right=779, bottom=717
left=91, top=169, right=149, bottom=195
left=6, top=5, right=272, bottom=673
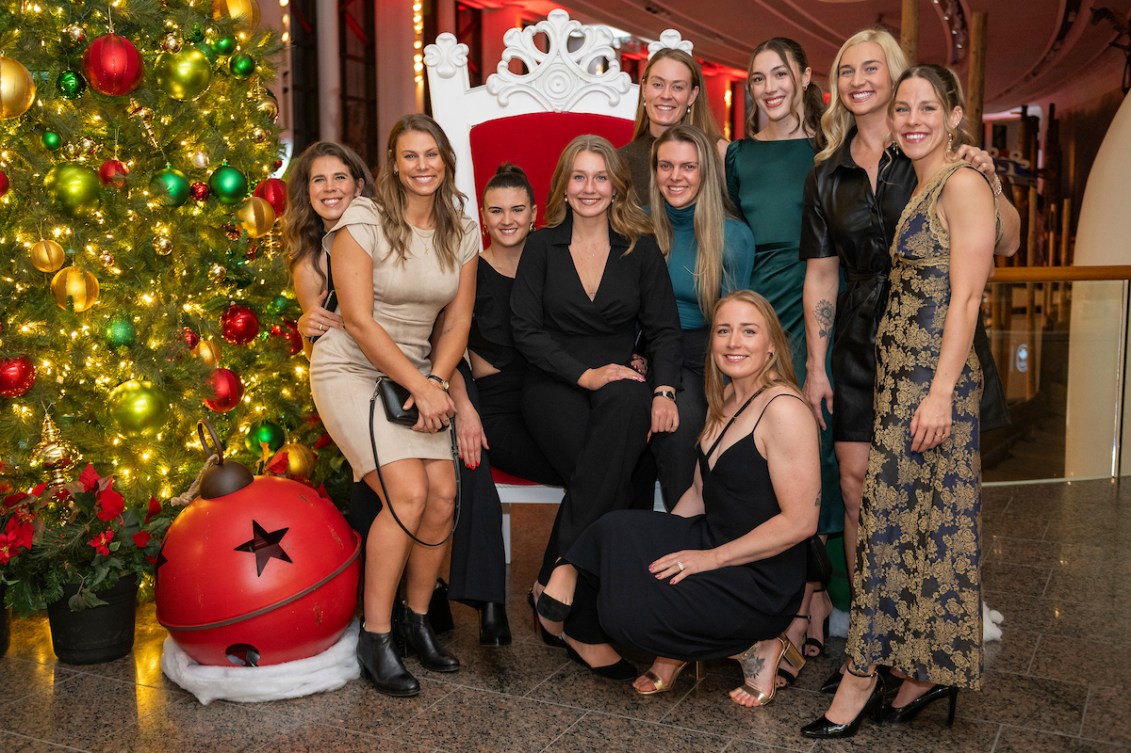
left=357, top=625, right=420, bottom=697
left=479, top=602, right=512, bottom=646
left=397, top=603, right=460, bottom=672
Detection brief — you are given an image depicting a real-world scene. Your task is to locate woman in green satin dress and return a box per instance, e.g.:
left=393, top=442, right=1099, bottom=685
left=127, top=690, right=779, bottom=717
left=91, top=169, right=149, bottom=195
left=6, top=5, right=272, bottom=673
left=725, top=38, right=843, bottom=680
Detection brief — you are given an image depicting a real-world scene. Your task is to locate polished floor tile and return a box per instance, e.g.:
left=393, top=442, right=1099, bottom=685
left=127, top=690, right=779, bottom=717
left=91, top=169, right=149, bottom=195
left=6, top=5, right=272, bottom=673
left=1, top=479, right=1128, bottom=753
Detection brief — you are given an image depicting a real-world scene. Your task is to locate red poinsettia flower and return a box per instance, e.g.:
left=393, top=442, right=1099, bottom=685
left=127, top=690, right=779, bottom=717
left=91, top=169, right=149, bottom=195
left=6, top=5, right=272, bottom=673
left=145, top=496, right=162, bottom=524
left=266, top=452, right=290, bottom=476
left=312, top=432, right=334, bottom=450
left=3, top=491, right=31, bottom=509
left=132, top=530, right=151, bottom=548
left=87, top=529, right=114, bottom=556
left=0, top=534, right=12, bottom=566
left=31, top=482, right=48, bottom=497
left=4, top=515, right=34, bottom=551
left=79, top=464, right=101, bottom=492
left=96, top=487, right=125, bottom=521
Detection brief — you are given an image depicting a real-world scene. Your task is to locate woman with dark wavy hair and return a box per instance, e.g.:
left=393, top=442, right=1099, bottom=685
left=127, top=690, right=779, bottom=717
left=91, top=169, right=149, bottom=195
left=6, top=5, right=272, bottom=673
left=307, top=115, right=478, bottom=697
left=513, top=135, right=682, bottom=665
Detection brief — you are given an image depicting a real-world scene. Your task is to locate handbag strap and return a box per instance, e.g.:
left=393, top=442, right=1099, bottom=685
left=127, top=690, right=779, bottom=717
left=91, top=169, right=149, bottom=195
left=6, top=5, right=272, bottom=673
left=367, top=384, right=461, bottom=548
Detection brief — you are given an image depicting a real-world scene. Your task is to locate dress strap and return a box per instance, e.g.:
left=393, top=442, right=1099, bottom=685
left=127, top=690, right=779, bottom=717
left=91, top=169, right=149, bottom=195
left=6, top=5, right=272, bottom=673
left=704, top=384, right=769, bottom=461
left=751, top=392, right=808, bottom=434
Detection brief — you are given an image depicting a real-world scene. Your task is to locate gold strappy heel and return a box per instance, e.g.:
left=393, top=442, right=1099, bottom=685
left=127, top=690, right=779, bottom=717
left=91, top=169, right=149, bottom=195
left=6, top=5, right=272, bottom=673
left=730, top=636, right=806, bottom=707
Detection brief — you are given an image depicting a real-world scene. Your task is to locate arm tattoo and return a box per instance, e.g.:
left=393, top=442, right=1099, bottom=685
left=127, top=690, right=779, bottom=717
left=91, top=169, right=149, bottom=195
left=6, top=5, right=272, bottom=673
left=814, top=492, right=822, bottom=508
left=816, top=300, right=834, bottom=340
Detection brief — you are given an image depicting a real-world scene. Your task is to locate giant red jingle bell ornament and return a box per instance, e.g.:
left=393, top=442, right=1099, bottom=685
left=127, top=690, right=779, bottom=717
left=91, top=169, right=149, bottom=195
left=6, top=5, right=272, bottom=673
left=156, top=422, right=361, bottom=666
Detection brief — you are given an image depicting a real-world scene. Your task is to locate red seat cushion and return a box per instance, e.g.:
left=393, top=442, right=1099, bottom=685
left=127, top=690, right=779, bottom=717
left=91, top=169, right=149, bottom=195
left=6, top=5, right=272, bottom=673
left=469, top=112, right=635, bottom=223
left=490, top=467, right=541, bottom=486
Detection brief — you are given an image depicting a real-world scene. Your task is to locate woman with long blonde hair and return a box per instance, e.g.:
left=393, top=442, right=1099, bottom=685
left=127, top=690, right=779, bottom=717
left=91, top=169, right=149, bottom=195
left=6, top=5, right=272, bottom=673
left=635, top=124, right=754, bottom=514
left=619, top=48, right=727, bottom=204
left=307, top=114, right=479, bottom=697
left=535, top=290, right=819, bottom=707
left=513, top=135, right=682, bottom=670
left=800, top=29, right=1019, bottom=693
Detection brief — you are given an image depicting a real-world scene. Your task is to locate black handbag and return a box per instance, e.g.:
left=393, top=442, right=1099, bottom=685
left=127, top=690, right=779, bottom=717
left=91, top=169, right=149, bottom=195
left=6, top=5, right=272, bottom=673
left=376, top=377, right=419, bottom=426
left=806, top=535, right=833, bottom=585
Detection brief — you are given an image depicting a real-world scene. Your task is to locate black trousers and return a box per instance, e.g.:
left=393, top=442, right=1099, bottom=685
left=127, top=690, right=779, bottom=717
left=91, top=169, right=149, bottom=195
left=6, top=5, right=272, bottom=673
left=521, top=370, right=651, bottom=584
left=478, top=369, right=563, bottom=486
left=633, top=329, right=708, bottom=511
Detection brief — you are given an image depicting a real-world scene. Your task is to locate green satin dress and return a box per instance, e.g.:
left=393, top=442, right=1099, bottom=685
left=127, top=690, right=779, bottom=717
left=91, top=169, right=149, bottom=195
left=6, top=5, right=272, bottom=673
left=726, top=137, right=843, bottom=534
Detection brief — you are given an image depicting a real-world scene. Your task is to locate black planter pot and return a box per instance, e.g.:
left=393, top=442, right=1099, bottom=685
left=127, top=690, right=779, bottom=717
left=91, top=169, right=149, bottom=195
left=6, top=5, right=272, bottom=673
left=46, top=575, right=138, bottom=664
left=1, top=583, right=10, bottom=658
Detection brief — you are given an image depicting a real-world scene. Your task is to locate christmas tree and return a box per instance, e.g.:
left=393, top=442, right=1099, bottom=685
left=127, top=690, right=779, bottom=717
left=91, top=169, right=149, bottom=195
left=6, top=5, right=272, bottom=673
left=0, top=0, right=334, bottom=505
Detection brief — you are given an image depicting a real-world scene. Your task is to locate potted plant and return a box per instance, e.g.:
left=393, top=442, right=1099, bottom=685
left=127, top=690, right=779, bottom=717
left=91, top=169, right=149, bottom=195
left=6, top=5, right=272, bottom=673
left=0, top=463, right=172, bottom=664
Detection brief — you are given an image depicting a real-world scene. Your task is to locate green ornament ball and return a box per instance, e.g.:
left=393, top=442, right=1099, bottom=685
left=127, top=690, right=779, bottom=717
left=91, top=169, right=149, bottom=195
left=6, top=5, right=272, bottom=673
left=195, top=41, right=218, bottom=64
left=56, top=70, right=86, bottom=99
left=42, top=131, right=63, bottom=150
left=186, top=23, right=204, bottom=43
left=44, top=163, right=102, bottom=215
left=109, top=380, right=169, bottom=434
left=245, top=420, right=285, bottom=453
left=209, top=164, right=248, bottom=205
left=266, top=295, right=290, bottom=316
left=155, top=47, right=213, bottom=101
left=104, top=317, right=136, bottom=347
left=228, top=52, right=256, bottom=79
left=152, top=166, right=190, bottom=206
left=211, top=36, right=237, bottom=55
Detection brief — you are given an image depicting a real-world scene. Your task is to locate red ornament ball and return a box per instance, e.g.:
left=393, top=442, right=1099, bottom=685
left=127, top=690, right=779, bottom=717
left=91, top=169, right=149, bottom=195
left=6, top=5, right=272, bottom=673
left=269, top=319, right=302, bottom=356
left=189, top=181, right=210, bottom=201
left=220, top=303, right=259, bottom=345
left=155, top=472, right=361, bottom=666
left=98, top=159, right=129, bottom=188
left=182, top=327, right=200, bottom=349
left=204, top=367, right=243, bottom=412
left=0, top=169, right=9, bottom=198
left=252, top=178, right=287, bottom=217
left=81, top=34, right=144, bottom=97
left=0, top=355, right=36, bottom=398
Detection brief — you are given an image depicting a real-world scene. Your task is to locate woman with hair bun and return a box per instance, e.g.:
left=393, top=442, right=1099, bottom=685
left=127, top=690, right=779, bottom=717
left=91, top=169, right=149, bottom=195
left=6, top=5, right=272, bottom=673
left=725, top=38, right=843, bottom=675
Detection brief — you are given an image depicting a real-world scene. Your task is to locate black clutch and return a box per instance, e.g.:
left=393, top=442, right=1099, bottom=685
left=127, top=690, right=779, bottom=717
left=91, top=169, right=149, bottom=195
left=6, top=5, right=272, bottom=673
left=806, top=535, right=833, bottom=585
left=376, top=377, right=419, bottom=426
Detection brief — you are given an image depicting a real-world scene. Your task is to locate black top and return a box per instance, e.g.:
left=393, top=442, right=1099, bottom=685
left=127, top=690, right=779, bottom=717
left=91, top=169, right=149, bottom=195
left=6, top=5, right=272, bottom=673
left=799, top=128, right=911, bottom=274
left=511, top=213, right=683, bottom=388
left=618, top=133, right=656, bottom=207
left=468, top=258, right=521, bottom=373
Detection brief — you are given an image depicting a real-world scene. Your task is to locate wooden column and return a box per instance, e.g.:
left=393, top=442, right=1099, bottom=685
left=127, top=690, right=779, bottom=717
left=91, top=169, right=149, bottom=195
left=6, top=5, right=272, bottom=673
left=901, top=0, right=919, bottom=63
left=967, top=12, right=988, bottom=146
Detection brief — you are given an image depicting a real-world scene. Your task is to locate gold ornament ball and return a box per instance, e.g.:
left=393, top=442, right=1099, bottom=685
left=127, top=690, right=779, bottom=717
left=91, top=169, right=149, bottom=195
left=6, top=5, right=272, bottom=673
left=237, top=196, right=276, bottom=238
left=31, top=239, right=66, bottom=273
left=256, top=89, right=279, bottom=121
left=98, top=251, right=116, bottom=268
left=153, top=236, right=173, bottom=256
left=50, top=266, right=100, bottom=312
left=0, top=54, right=36, bottom=119
left=250, top=127, right=268, bottom=143
left=109, top=380, right=169, bottom=434
left=162, top=33, right=183, bottom=53
left=208, top=263, right=227, bottom=283
left=212, top=0, right=261, bottom=28
left=194, top=339, right=221, bottom=366
left=272, top=442, right=316, bottom=478
left=189, top=148, right=210, bottom=169
left=44, top=163, right=102, bottom=216
left=155, top=48, right=214, bottom=101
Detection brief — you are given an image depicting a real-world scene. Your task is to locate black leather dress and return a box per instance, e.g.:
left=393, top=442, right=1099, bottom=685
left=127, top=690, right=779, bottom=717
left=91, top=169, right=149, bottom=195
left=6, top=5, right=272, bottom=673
left=800, top=130, right=1008, bottom=441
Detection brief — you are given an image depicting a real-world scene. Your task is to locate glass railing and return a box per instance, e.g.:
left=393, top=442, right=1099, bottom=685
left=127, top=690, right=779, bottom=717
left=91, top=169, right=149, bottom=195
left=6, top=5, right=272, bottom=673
left=982, top=265, right=1131, bottom=483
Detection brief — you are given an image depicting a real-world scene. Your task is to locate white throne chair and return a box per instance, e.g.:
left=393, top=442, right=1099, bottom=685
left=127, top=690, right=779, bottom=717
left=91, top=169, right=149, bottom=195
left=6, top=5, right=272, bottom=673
left=424, top=11, right=691, bottom=558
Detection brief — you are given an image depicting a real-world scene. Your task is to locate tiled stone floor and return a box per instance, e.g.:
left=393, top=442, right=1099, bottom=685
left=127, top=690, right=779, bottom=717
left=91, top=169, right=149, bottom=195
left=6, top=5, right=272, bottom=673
left=2, top=478, right=1129, bottom=752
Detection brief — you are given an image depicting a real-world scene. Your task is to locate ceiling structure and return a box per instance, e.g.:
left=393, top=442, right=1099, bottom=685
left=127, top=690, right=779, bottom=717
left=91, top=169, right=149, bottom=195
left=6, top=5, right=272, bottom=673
left=477, top=1, right=1131, bottom=111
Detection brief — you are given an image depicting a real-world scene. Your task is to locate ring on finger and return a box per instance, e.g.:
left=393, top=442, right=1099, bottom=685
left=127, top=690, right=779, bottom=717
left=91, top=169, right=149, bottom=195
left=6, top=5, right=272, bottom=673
left=676, top=561, right=685, bottom=572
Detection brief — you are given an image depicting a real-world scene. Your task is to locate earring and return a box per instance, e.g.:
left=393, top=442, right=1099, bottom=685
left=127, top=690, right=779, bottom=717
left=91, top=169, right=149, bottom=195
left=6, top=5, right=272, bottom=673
left=394, top=167, right=399, bottom=175
left=946, top=133, right=954, bottom=154
left=529, top=222, right=535, bottom=232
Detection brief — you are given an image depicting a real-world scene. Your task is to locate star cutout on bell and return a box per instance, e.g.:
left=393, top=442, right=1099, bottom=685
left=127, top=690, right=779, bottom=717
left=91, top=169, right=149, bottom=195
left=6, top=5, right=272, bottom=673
left=234, top=520, right=293, bottom=576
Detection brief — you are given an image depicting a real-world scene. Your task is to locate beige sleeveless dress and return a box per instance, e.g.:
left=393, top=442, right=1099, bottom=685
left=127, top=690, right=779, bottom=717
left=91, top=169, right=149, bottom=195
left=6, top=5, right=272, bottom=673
left=309, top=197, right=479, bottom=479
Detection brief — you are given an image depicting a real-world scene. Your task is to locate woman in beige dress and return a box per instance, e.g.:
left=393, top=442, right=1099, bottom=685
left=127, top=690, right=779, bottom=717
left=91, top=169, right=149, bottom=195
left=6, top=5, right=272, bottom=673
left=308, top=115, right=479, bottom=697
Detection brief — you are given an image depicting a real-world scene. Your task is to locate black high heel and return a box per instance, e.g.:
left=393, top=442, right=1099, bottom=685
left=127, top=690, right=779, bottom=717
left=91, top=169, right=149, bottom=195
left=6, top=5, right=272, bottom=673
left=396, top=602, right=460, bottom=672
left=880, top=684, right=958, bottom=726
left=478, top=602, right=512, bottom=646
left=800, top=665, right=885, bottom=739
left=527, top=589, right=567, bottom=648
left=565, top=644, right=637, bottom=681
left=357, top=624, right=420, bottom=697
left=804, top=587, right=830, bottom=658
